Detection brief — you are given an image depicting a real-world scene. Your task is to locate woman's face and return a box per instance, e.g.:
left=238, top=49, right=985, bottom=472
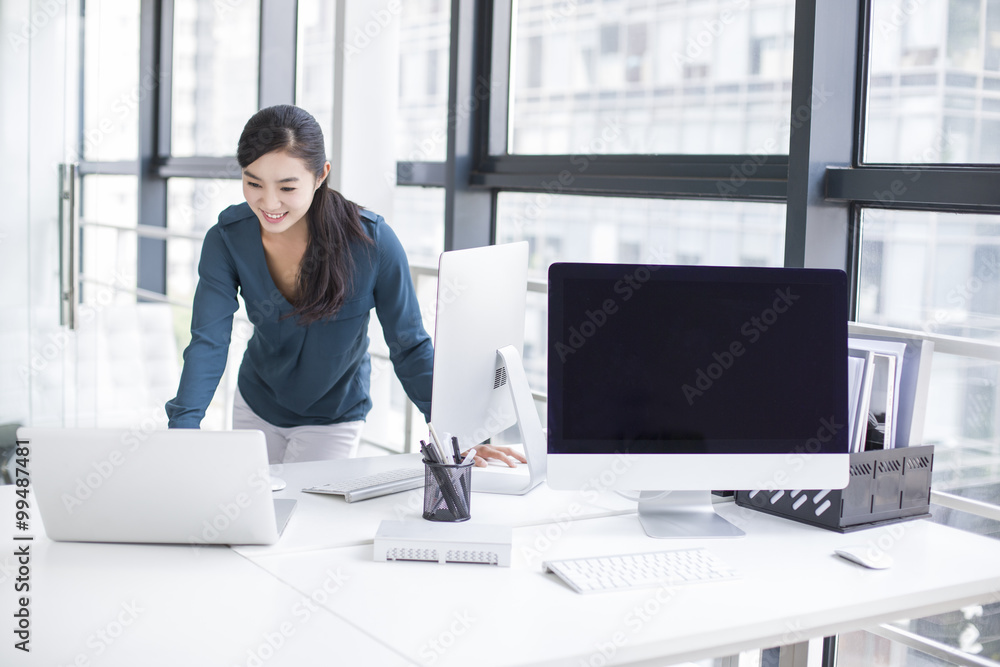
left=242, top=150, right=329, bottom=235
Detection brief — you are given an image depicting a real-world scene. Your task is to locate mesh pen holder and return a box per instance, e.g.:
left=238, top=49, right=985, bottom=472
left=422, top=460, right=473, bottom=522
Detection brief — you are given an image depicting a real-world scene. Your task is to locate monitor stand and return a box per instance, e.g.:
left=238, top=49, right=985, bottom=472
left=637, top=490, right=745, bottom=538
left=471, top=345, right=547, bottom=495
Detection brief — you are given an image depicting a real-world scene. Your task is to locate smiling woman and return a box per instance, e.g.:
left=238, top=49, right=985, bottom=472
left=165, top=105, right=433, bottom=464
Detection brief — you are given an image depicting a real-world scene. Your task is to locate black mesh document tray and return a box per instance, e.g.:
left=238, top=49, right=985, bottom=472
left=734, top=445, right=934, bottom=532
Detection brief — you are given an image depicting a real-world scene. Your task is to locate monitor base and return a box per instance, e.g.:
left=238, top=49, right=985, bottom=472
left=637, top=490, right=745, bottom=539
left=470, top=345, right=546, bottom=495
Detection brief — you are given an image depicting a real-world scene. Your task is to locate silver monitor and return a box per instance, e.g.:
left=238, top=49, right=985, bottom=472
left=430, top=241, right=546, bottom=495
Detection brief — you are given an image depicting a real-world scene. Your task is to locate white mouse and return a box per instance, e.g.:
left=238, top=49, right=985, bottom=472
left=271, top=477, right=287, bottom=492
left=834, top=546, right=893, bottom=570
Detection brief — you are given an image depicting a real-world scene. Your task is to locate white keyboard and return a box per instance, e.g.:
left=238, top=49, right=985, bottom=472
left=302, top=467, right=424, bottom=503
left=543, top=548, right=739, bottom=594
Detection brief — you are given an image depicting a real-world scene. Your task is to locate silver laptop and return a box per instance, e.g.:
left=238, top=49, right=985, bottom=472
left=18, top=427, right=295, bottom=546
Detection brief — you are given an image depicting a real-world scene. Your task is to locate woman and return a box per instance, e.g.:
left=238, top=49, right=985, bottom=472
left=167, top=105, right=523, bottom=468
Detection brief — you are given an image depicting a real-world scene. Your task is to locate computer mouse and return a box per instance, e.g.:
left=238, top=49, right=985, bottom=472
left=834, top=546, right=893, bottom=570
left=271, top=477, right=287, bottom=492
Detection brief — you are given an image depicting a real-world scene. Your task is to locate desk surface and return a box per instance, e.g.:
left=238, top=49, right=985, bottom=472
left=0, top=533, right=410, bottom=667
left=236, top=453, right=635, bottom=556
left=248, top=501, right=1000, bottom=667
left=4, top=456, right=1000, bottom=667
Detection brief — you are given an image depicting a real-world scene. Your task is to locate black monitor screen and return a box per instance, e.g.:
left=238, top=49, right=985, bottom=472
left=547, top=264, right=849, bottom=455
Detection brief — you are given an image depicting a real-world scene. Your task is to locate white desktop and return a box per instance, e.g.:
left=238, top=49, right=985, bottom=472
left=546, top=263, right=852, bottom=538
left=429, top=241, right=546, bottom=495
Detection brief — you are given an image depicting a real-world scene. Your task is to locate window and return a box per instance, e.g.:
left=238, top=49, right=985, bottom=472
left=508, top=0, right=796, bottom=155
left=865, top=0, right=1000, bottom=164
left=170, top=0, right=260, bottom=157
left=847, top=3, right=1000, bottom=662
left=296, top=0, right=336, bottom=153
left=81, top=1, right=141, bottom=162
left=396, top=0, right=451, bottom=162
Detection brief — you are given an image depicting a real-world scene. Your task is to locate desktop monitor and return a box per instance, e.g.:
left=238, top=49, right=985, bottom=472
left=547, top=263, right=850, bottom=538
left=430, top=241, right=546, bottom=494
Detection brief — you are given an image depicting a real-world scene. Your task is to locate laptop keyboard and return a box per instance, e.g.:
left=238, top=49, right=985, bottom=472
left=302, top=467, right=424, bottom=502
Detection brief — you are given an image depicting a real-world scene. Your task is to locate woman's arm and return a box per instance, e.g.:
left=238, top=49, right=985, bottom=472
left=165, top=224, right=241, bottom=428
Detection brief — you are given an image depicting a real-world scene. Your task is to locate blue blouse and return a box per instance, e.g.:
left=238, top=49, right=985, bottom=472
left=166, top=202, right=433, bottom=429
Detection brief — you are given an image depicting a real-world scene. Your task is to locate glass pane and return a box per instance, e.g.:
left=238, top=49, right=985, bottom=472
left=81, top=1, right=141, bottom=161
left=296, top=0, right=336, bottom=154
left=497, top=194, right=787, bottom=394
left=80, top=175, right=139, bottom=300
left=921, top=353, right=1000, bottom=503
left=509, top=0, right=795, bottom=155
left=497, top=194, right=787, bottom=278
left=361, top=186, right=445, bottom=452
left=391, top=186, right=445, bottom=268
left=858, top=209, right=1000, bottom=339
left=837, top=627, right=998, bottom=666
left=166, top=178, right=245, bottom=303
left=397, top=0, right=451, bottom=161
left=858, top=208, right=1000, bottom=511
left=865, top=0, right=1000, bottom=163
left=171, top=0, right=260, bottom=157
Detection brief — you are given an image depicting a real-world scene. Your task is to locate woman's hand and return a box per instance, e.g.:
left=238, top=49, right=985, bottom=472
left=464, top=444, right=528, bottom=468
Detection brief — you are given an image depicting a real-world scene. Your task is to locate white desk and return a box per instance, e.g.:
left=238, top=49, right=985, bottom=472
left=235, top=453, right=636, bottom=556
left=245, top=500, right=1000, bottom=667
left=4, top=457, right=1000, bottom=666
left=0, top=532, right=410, bottom=667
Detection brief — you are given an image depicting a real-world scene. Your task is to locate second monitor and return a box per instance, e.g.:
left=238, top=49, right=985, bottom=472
left=429, top=241, right=546, bottom=494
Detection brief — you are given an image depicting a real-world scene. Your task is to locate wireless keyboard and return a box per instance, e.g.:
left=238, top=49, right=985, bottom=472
left=543, top=547, right=739, bottom=594
left=302, top=467, right=424, bottom=502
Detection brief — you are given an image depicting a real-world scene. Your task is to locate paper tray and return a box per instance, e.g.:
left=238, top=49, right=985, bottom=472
left=734, top=445, right=934, bottom=532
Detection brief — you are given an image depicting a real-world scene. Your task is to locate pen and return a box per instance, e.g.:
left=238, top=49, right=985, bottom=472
left=460, top=448, right=476, bottom=465
left=427, top=422, right=446, bottom=462
left=451, top=436, right=462, bottom=465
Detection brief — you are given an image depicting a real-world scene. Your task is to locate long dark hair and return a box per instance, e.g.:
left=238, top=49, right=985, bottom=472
left=237, top=104, right=372, bottom=324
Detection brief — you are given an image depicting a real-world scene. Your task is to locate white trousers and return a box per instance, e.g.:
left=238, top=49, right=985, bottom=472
left=232, top=387, right=364, bottom=464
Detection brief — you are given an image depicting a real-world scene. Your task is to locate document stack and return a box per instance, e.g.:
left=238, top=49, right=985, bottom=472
left=847, top=328, right=934, bottom=453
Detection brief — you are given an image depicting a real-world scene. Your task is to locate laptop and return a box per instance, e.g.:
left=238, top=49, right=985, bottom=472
left=17, top=427, right=295, bottom=546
